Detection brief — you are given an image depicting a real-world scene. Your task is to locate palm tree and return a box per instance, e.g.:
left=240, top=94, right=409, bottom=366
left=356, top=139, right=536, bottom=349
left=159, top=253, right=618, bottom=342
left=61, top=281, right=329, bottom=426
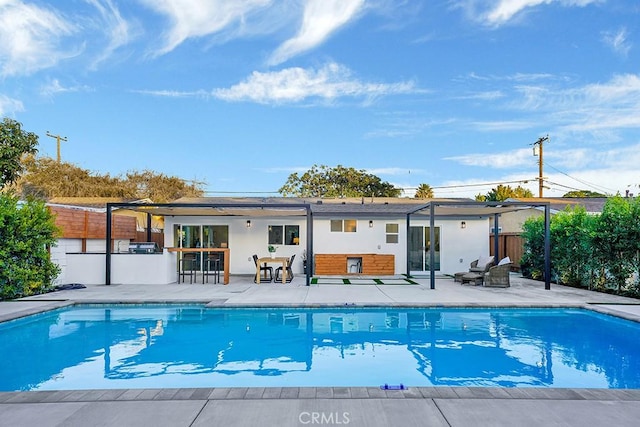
left=415, top=183, right=434, bottom=199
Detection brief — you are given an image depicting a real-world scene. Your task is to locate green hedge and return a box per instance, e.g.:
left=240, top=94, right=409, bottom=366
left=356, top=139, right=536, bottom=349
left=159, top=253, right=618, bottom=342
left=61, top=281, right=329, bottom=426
left=521, top=196, right=640, bottom=298
left=0, top=193, right=60, bottom=300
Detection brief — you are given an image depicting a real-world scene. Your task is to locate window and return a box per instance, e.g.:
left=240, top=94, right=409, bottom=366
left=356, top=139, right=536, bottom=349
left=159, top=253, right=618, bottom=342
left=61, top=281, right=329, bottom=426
left=344, top=219, right=357, bottom=232
left=268, top=225, right=300, bottom=245
left=386, top=223, right=399, bottom=244
left=330, top=219, right=357, bottom=232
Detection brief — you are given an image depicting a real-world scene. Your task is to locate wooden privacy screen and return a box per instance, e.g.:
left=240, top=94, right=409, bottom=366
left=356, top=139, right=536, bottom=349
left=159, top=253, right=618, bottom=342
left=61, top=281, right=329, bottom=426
left=49, top=206, right=136, bottom=240
left=490, top=232, right=524, bottom=271
left=314, top=254, right=395, bottom=275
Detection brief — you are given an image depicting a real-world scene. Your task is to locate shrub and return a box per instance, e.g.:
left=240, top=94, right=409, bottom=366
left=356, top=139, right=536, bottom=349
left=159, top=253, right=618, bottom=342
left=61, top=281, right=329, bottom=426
left=0, top=193, right=60, bottom=300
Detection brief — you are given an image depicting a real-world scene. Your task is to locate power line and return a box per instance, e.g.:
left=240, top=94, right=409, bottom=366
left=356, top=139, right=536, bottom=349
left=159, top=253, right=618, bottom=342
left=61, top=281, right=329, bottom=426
left=411, top=179, right=535, bottom=190
left=545, top=163, right=615, bottom=194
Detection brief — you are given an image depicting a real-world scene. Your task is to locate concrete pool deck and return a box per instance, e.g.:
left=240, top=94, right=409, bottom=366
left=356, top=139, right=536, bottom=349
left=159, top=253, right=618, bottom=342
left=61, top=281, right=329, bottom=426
left=1, top=274, right=640, bottom=426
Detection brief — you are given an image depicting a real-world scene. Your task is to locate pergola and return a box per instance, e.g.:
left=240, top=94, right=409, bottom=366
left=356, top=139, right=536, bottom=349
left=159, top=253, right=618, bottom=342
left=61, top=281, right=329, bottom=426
left=408, top=200, right=551, bottom=290
left=105, top=199, right=551, bottom=290
left=105, top=202, right=314, bottom=286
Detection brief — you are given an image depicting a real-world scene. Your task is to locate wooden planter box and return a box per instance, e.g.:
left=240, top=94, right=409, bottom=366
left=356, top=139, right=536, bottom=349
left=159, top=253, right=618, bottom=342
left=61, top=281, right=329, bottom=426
left=314, top=254, right=395, bottom=275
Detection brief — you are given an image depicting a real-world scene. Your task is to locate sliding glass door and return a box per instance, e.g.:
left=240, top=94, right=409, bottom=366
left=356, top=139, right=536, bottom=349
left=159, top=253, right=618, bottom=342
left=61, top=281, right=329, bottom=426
left=409, top=226, right=440, bottom=273
left=173, top=224, right=229, bottom=271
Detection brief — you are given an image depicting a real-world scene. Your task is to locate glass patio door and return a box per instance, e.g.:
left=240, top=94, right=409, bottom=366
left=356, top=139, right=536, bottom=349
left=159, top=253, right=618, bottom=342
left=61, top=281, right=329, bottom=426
left=409, top=226, right=440, bottom=273
left=173, top=224, right=229, bottom=272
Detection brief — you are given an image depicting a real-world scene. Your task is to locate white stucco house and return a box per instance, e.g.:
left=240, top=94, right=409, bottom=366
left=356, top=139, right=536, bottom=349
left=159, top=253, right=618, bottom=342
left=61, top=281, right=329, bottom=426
left=54, top=197, right=552, bottom=289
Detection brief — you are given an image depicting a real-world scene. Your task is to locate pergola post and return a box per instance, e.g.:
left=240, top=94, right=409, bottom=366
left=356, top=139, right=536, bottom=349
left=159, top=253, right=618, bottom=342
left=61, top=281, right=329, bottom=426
left=493, top=213, right=500, bottom=264
left=146, top=213, right=152, bottom=242
left=544, top=203, right=551, bottom=290
left=429, top=203, right=436, bottom=290
left=306, top=206, right=312, bottom=286
left=106, top=204, right=112, bottom=286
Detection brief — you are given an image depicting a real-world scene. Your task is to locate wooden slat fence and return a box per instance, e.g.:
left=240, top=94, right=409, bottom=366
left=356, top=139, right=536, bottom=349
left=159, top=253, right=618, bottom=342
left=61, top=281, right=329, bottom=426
left=489, top=233, right=524, bottom=270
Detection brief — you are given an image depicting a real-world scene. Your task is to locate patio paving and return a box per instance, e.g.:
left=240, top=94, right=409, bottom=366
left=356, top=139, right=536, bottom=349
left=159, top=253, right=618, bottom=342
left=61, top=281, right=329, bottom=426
left=1, top=273, right=640, bottom=426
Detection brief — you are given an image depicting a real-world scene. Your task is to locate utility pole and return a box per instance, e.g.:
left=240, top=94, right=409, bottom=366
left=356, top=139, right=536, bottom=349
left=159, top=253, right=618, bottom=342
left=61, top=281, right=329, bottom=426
left=45, top=131, right=68, bottom=162
left=532, top=135, right=549, bottom=197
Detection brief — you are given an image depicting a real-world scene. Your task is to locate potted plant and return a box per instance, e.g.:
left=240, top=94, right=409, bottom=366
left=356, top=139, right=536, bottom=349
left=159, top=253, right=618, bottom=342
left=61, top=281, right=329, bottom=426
left=268, top=245, right=276, bottom=258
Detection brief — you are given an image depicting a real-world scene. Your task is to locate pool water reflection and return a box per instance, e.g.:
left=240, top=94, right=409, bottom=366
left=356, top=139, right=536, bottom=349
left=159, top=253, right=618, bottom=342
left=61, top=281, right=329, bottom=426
left=1, top=306, right=639, bottom=391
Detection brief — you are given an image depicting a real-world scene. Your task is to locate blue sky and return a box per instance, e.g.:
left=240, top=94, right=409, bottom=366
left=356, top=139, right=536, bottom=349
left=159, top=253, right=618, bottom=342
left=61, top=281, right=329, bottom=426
left=1, top=0, right=639, bottom=198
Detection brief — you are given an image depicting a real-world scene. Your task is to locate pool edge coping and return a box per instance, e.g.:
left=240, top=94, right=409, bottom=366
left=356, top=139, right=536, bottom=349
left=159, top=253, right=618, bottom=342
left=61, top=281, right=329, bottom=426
left=2, top=300, right=640, bottom=323
left=2, top=386, right=640, bottom=404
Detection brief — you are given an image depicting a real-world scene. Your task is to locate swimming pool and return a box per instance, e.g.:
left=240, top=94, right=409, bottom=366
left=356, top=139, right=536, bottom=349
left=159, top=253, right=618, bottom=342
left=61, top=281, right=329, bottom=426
left=1, top=305, right=639, bottom=391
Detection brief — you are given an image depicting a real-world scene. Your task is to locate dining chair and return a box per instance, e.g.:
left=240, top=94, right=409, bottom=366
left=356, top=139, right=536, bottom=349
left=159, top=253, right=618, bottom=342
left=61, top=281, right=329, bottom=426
left=275, top=254, right=295, bottom=283
left=252, top=254, right=273, bottom=283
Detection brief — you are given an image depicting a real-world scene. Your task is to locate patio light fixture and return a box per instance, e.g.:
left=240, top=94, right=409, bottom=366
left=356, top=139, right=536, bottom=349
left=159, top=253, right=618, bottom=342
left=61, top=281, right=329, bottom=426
left=369, top=220, right=374, bottom=228
left=246, top=220, right=251, bottom=228
left=460, top=221, right=466, bottom=229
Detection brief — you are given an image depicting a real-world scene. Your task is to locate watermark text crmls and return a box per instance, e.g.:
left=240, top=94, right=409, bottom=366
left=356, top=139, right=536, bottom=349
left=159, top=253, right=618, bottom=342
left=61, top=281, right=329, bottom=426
left=299, top=411, right=351, bottom=425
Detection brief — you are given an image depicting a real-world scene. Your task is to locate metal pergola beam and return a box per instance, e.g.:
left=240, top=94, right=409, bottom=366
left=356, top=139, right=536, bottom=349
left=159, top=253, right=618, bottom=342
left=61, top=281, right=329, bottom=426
left=105, top=202, right=313, bottom=287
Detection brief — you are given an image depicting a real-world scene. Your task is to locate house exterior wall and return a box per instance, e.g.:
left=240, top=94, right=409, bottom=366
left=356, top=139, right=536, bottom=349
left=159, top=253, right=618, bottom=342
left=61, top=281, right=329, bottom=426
left=312, top=217, right=490, bottom=275
left=408, top=218, right=490, bottom=275
left=163, top=216, right=308, bottom=275
left=490, top=209, right=543, bottom=234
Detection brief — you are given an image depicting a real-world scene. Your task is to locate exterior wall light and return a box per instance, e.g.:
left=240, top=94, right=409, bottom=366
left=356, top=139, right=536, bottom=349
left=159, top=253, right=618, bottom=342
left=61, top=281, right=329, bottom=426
left=461, top=221, right=466, bottom=229
left=369, top=220, right=374, bottom=228
left=246, top=220, right=251, bottom=228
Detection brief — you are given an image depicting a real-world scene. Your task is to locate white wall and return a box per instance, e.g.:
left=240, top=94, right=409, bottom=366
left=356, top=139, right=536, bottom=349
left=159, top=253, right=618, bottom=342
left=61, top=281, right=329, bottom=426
left=50, top=238, right=129, bottom=285
left=64, top=251, right=176, bottom=285
left=312, top=218, right=405, bottom=272
left=65, top=253, right=105, bottom=284
left=429, top=218, right=490, bottom=275
left=163, top=216, right=308, bottom=275
left=312, top=217, right=490, bottom=275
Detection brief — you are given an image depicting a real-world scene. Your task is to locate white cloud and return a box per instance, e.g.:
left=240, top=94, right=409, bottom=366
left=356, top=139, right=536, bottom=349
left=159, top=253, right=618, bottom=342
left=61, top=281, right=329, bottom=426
left=0, top=93, right=24, bottom=115
left=139, top=0, right=272, bottom=56
left=0, top=0, right=78, bottom=76
left=443, top=143, right=640, bottom=197
left=471, top=120, right=536, bottom=131
left=212, top=62, right=416, bottom=104
left=268, top=0, right=365, bottom=65
left=602, top=27, right=631, bottom=57
left=85, top=0, right=134, bottom=68
left=456, top=0, right=600, bottom=27
left=40, top=79, right=92, bottom=97
left=445, top=147, right=534, bottom=168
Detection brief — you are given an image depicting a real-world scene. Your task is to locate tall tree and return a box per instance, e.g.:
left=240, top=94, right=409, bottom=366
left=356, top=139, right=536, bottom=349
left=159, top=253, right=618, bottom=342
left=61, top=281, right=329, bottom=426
left=279, top=164, right=401, bottom=197
left=476, top=184, right=533, bottom=202
left=0, top=118, right=39, bottom=188
left=414, top=183, right=434, bottom=199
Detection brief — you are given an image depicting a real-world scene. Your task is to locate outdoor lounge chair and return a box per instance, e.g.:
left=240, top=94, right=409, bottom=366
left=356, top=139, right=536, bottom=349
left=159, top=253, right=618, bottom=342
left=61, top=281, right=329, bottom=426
left=253, top=254, right=273, bottom=283
left=484, top=259, right=512, bottom=287
left=275, top=254, right=295, bottom=283
left=469, top=256, right=495, bottom=274
left=455, top=256, right=495, bottom=283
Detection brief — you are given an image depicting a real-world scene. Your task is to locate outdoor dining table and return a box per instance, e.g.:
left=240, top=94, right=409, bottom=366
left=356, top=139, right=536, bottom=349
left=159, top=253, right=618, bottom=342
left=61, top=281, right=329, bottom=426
left=167, top=247, right=230, bottom=284
left=256, top=256, right=289, bottom=284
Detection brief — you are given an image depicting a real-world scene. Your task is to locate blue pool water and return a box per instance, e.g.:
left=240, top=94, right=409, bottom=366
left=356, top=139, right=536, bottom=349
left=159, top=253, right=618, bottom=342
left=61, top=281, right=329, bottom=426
left=1, top=305, right=639, bottom=391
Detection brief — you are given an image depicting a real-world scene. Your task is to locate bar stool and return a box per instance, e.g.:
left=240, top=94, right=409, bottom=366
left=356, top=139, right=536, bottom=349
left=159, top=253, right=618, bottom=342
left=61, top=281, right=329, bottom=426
left=203, top=254, right=220, bottom=284
left=178, top=254, right=197, bottom=284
